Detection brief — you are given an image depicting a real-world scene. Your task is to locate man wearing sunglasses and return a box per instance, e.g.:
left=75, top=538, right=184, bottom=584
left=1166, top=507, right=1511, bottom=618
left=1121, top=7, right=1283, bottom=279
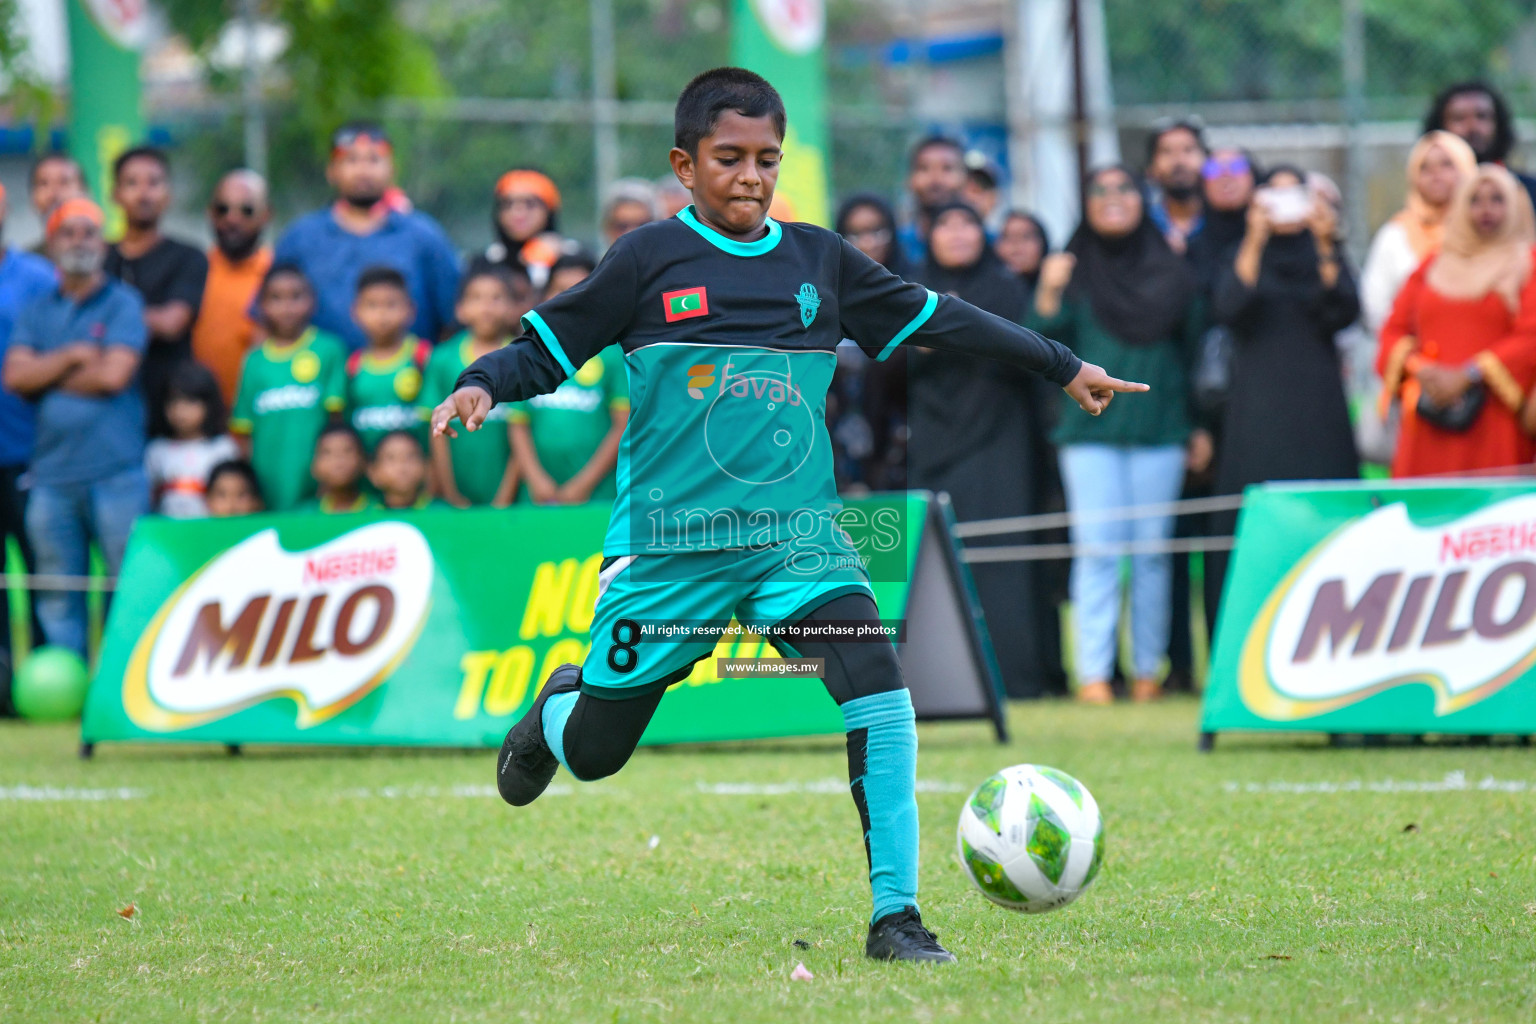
left=1145, top=116, right=1208, bottom=255
left=192, top=170, right=273, bottom=407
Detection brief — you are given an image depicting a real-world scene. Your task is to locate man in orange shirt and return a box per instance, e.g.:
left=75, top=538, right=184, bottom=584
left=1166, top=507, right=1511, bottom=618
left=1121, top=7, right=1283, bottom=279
left=192, top=170, right=273, bottom=405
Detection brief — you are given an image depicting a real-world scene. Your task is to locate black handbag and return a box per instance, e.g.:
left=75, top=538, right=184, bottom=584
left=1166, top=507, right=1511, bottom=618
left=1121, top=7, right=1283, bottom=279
left=1416, top=382, right=1486, bottom=432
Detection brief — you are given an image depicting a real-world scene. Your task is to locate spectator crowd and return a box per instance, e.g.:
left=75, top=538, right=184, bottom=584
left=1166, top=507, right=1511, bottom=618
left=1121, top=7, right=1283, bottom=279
left=4, top=80, right=1536, bottom=704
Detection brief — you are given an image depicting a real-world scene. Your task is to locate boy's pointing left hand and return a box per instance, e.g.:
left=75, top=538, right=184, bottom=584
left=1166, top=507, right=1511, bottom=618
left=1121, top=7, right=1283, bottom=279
left=1063, top=362, right=1149, bottom=416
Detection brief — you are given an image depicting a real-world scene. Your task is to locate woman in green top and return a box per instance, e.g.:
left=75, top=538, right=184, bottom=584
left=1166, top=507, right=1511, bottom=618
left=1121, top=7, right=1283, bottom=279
left=1027, top=165, right=1202, bottom=706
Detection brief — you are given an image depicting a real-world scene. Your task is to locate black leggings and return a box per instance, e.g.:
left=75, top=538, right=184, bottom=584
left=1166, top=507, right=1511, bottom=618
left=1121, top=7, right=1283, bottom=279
left=559, top=592, right=904, bottom=781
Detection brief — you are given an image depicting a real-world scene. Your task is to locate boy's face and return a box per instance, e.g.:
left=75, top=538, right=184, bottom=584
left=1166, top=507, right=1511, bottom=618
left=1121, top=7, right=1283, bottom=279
left=260, top=275, right=314, bottom=338
left=353, top=283, right=414, bottom=346
left=455, top=276, right=514, bottom=339
left=544, top=266, right=590, bottom=300
left=312, top=434, right=365, bottom=490
left=369, top=435, right=426, bottom=499
left=669, top=110, right=781, bottom=239
left=207, top=473, right=261, bottom=517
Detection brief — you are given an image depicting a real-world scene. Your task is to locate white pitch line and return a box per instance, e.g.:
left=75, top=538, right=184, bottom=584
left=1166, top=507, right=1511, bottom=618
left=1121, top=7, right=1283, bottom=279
left=1223, top=771, right=1533, bottom=795
left=0, top=785, right=146, bottom=802
left=693, top=779, right=966, bottom=796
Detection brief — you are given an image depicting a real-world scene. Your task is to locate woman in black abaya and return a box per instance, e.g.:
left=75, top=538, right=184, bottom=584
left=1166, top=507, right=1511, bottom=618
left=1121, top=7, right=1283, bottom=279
left=908, top=201, right=1064, bottom=697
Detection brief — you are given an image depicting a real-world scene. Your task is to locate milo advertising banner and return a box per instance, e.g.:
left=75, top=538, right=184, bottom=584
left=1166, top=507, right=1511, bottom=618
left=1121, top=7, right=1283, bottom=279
left=83, top=493, right=1006, bottom=750
left=1202, top=482, right=1536, bottom=742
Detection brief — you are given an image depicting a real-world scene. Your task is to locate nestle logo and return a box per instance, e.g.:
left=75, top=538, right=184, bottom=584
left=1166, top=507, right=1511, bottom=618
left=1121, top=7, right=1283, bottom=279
left=303, top=546, right=398, bottom=585
left=1439, top=521, right=1536, bottom=564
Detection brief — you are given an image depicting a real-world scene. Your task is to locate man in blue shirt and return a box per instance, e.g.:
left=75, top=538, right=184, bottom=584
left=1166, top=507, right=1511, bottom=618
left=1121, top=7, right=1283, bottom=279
left=272, top=123, right=460, bottom=351
left=0, top=182, right=56, bottom=709
left=3, top=198, right=149, bottom=658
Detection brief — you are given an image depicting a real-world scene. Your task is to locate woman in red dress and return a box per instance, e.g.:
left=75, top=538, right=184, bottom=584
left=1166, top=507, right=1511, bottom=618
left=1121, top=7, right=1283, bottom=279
left=1378, top=164, right=1536, bottom=477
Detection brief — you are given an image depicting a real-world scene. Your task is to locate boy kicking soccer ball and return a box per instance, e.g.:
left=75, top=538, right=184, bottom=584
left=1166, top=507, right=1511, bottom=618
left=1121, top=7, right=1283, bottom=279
left=430, top=67, right=1146, bottom=964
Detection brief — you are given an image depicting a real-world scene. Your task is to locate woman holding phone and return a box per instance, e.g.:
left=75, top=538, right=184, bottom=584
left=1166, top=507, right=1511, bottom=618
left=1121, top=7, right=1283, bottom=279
left=1206, top=165, right=1361, bottom=610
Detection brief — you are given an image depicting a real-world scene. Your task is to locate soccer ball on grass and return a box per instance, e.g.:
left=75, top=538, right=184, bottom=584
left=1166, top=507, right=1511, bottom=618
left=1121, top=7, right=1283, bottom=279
left=956, top=764, right=1104, bottom=913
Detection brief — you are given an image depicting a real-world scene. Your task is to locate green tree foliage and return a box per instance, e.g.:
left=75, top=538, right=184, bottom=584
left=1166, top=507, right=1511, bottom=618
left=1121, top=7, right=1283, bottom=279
left=1104, top=0, right=1533, bottom=112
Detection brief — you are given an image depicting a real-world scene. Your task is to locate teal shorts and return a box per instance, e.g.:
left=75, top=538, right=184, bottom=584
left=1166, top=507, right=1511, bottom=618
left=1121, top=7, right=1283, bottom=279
left=580, top=542, right=874, bottom=697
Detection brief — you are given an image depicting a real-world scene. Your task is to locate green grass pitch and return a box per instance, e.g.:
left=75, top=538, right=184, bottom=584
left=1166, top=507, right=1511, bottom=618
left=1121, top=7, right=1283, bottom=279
left=3, top=700, right=1533, bottom=1022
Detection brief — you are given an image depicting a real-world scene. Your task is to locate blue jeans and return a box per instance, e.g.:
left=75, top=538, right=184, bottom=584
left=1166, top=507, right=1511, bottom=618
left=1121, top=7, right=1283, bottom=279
left=1058, top=444, right=1186, bottom=682
left=25, top=466, right=149, bottom=658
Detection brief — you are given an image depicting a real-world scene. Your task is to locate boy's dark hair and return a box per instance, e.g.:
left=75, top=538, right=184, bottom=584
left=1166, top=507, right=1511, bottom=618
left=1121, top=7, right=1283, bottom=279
left=314, top=422, right=366, bottom=457
left=673, top=67, right=786, bottom=156
left=165, top=361, right=228, bottom=437
left=372, top=429, right=426, bottom=460
left=29, top=152, right=83, bottom=191
left=457, top=264, right=520, bottom=304
left=355, top=265, right=410, bottom=298
left=112, top=145, right=170, bottom=183
left=259, top=261, right=313, bottom=297
left=206, top=459, right=263, bottom=503
left=908, top=135, right=965, bottom=170
left=545, top=251, right=597, bottom=296
left=1424, top=80, right=1515, bottom=162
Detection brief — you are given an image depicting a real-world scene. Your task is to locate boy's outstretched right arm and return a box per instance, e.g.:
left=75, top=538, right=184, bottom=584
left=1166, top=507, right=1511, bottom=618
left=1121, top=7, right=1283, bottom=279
left=431, top=334, right=565, bottom=438
left=432, top=238, right=640, bottom=439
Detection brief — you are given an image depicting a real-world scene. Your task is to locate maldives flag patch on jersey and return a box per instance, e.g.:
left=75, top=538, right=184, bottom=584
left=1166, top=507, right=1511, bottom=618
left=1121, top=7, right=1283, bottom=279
left=663, top=286, right=709, bottom=322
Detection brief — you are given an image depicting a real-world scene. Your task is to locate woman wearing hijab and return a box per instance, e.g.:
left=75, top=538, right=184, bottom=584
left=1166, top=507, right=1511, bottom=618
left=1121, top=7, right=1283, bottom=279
left=1362, top=132, right=1479, bottom=334
left=472, top=168, right=568, bottom=290
left=1206, top=165, right=1361, bottom=610
left=907, top=201, right=1061, bottom=698
left=1378, top=164, right=1536, bottom=477
left=996, top=211, right=1050, bottom=290
left=839, top=194, right=910, bottom=492
left=1028, top=166, right=1202, bottom=705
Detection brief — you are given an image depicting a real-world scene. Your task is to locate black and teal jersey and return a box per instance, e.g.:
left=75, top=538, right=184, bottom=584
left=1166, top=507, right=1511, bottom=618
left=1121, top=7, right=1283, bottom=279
left=457, top=205, right=1081, bottom=557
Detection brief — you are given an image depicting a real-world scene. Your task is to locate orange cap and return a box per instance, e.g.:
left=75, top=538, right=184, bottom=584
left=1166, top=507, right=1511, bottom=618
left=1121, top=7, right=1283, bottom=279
left=46, top=197, right=105, bottom=238
left=0, top=181, right=6, bottom=205
left=495, top=170, right=561, bottom=212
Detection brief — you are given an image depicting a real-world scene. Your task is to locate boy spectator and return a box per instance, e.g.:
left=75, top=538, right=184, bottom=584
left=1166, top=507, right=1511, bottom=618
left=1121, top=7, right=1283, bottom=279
left=898, top=135, right=968, bottom=264
left=230, top=264, right=347, bottom=511
left=105, top=146, right=209, bottom=434
left=3, top=198, right=149, bottom=657
left=1145, top=116, right=1208, bottom=254
left=25, top=154, right=85, bottom=254
left=509, top=253, right=628, bottom=504
left=205, top=459, right=265, bottom=517
left=300, top=423, right=370, bottom=514
left=369, top=430, right=441, bottom=511
left=192, top=170, right=274, bottom=406
left=272, top=122, right=460, bottom=351
left=346, top=266, right=430, bottom=454
left=426, top=265, right=531, bottom=507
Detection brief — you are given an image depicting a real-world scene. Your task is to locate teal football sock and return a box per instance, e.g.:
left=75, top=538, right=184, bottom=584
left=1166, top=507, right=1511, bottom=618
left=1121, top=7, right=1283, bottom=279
left=540, top=689, right=579, bottom=775
left=842, top=689, right=920, bottom=924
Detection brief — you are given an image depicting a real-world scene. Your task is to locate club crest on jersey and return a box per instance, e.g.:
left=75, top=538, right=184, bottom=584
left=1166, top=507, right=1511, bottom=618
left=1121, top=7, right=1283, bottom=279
left=796, top=283, right=821, bottom=328
left=663, top=286, right=709, bottom=322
